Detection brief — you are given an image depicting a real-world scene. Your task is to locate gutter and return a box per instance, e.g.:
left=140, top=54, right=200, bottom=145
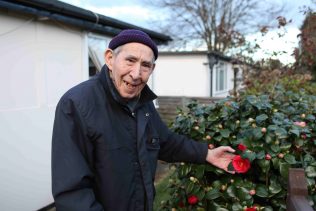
left=0, top=0, right=172, bottom=44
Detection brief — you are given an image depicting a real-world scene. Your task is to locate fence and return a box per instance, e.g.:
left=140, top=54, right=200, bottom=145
left=156, top=96, right=223, bottom=124
left=286, top=168, right=314, bottom=211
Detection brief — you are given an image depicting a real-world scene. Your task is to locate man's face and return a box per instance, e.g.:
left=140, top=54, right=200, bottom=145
left=105, top=42, right=155, bottom=100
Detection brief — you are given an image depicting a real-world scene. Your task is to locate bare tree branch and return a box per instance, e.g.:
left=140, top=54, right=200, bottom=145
left=142, top=0, right=285, bottom=53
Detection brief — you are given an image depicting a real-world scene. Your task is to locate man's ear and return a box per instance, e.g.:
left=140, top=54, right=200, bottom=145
left=104, top=49, right=114, bottom=70
left=152, top=63, right=156, bottom=72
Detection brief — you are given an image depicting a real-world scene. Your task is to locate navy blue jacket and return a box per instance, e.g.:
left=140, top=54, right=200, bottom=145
left=51, top=65, right=208, bottom=211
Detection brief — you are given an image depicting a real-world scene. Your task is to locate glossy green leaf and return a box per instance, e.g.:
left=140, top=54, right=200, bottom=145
left=253, top=128, right=264, bottom=140
left=279, top=162, right=290, bottom=178
left=231, top=203, right=243, bottom=211
left=256, top=184, right=269, bottom=197
left=236, top=187, right=252, bottom=201
left=258, top=159, right=270, bottom=173
left=284, top=154, right=297, bottom=164
left=275, top=128, right=288, bottom=139
left=186, top=181, right=195, bottom=193
left=256, top=151, right=265, bottom=159
left=289, top=129, right=300, bottom=137
left=305, top=166, right=316, bottom=177
left=220, top=129, right=230, bottom=138
left=280, top=143, right=292, bottom=151
left=272, top=158, right=280, bottom=169
left=195, top=165, right=205, bottom=179
left=226, top=186, right=237, bottom=198
left=195, top=188, right=206, bottom=200
left=269, top=178, right=282, bottom=194
left=205, top=188, right=222, bottom=200
left=256, top=114, right=269, bottom=123
left=270, top=144, right=280, bottom=153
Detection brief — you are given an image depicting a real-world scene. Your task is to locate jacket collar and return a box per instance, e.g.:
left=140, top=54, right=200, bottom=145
left=98, top=64, right=157, bottom=108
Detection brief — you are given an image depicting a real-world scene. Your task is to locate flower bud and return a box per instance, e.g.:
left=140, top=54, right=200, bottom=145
left=206, top=135, right=212, bottom=140
left=249, top=189, right=256, bottom=195
left=190, top=177, right=196, bottom=182
left=301, top=113, right=306, bottom=118
left=265, top=154, right=272, bottom=160
left=218, top=124, right=223, bottom=129
left=236, top=120, right=240, bottom=124
left=278, top=153, right=284, bottom=159
left=261, top=127, right=267, bottom=133
left=248, top=118, right=255, bottom=123
left=194, top=126, right=199, bottom=130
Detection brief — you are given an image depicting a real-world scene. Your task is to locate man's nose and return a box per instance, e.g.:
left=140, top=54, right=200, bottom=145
left=130, top=64, right=141, bottom=79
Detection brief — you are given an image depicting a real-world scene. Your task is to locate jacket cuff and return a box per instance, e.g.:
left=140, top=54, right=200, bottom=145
left=194, top=142, right=209, bottom=164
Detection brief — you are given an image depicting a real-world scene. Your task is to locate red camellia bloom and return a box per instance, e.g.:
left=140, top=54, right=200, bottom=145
left=237, top=144, right=247, bottom=151
left=232, top=155, right=251, bottom=173
left=245, top=207, right=257, bottom=211
left=187, top=195, right=198, bottom=205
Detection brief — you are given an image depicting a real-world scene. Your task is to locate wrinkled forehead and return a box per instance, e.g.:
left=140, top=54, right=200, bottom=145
left=117, top=43, right=155, bottom=62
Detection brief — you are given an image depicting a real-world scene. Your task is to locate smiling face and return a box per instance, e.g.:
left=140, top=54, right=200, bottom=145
left=105, top=42, right=155, bottom=100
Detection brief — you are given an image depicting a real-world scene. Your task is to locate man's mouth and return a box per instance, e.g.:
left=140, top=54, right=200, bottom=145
left=123, top=80, right=138, bottom=89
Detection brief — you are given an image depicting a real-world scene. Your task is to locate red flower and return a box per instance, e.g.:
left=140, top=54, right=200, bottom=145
left=245, top=207, right=257, bottom=211
left=232, top=155, right=251, bottom=173
left=237, top=144, right=247, bottom=151
left=187, top=195, right=198, bottom=205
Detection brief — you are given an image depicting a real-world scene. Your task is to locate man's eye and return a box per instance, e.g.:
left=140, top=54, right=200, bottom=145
left=142, top=63, right=152, bottom=68
left=126, top=58, right=135, bottom=63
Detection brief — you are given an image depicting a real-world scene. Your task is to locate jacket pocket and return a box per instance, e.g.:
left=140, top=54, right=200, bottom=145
left=146, top=137, right=160, bottom=150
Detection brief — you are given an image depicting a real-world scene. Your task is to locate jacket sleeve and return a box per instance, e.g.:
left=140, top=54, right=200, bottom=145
left=151, top=106, right=208, bottom=164
left=51, top=98, right=103, bottom=211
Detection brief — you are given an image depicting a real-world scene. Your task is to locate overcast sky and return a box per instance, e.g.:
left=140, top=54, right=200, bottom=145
left=60, top=0, right=315, bottom=64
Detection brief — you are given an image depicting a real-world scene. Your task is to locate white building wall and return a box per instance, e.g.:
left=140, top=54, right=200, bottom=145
left=0, top=11, right=88, bottom=210
left=154, top=54, right=210, bottom=97
left=154, top=53, right=238, bottom=98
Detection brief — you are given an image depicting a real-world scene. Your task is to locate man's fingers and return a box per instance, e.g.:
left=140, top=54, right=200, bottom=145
left=217, top=146, right=235, bottom=154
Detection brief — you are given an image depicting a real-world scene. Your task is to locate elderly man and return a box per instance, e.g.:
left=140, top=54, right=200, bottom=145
left=52, top=29, right=235, bottom=211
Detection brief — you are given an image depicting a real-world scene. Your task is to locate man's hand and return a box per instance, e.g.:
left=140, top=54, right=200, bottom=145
left=206, top=146, right=236, bottom=174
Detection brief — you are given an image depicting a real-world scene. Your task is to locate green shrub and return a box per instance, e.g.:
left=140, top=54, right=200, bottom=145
left=160, top=86, right=316, bottom=211
left=242, top=70, right=316, bottom=96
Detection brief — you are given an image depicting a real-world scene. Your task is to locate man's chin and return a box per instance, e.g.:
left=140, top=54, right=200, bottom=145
left=120, top=92, right=139, bottom=100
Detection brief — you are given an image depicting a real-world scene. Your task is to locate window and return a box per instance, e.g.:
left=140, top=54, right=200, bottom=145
left=87, top=33, right=111, bottom=77
left=215, top=62, right=227, bottom=92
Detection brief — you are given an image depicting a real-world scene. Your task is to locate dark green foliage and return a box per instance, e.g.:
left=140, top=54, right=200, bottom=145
left=160, top=87, right=316, bottom=211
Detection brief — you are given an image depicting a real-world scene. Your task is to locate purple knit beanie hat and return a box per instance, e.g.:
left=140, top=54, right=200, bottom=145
left=108, top=29, right=158, bottom=60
